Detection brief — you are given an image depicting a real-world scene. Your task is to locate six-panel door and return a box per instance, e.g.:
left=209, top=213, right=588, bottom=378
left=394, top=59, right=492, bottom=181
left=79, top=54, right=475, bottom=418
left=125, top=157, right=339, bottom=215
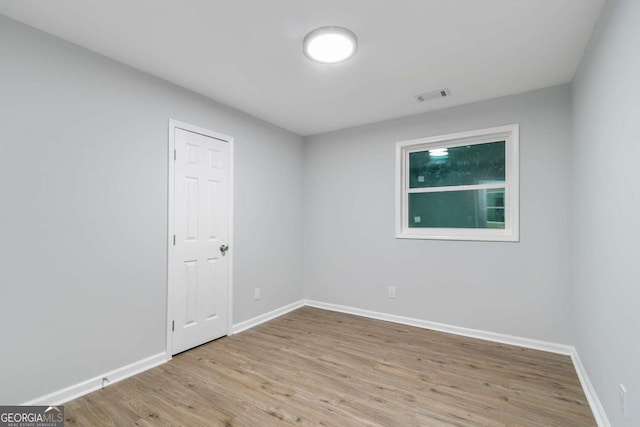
left=172, top=128, right=230, bottom=355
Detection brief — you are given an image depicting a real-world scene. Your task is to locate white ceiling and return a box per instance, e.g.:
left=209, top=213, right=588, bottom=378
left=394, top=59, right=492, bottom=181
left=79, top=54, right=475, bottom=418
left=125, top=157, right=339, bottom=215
left=0, top=0, right=604, bottom=136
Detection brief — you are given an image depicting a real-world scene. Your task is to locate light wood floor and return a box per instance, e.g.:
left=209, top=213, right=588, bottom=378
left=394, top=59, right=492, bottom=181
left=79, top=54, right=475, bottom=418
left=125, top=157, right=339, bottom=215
left=65, top=307, right=596, bottom=426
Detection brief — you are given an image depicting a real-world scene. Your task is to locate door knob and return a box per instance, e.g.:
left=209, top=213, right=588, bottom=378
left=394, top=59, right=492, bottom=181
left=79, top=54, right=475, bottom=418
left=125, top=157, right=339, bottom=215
left=220, top=244, right=229, bottom=255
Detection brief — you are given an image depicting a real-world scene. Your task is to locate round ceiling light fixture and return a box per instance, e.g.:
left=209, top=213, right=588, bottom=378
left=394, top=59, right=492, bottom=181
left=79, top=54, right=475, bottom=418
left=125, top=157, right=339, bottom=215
left=303, top=26, right=358, bottom=64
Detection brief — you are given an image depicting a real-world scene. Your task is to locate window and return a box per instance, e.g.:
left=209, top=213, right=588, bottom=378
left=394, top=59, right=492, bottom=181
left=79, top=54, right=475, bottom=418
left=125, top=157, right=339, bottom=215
left=395, top=124, right=519, bottom=241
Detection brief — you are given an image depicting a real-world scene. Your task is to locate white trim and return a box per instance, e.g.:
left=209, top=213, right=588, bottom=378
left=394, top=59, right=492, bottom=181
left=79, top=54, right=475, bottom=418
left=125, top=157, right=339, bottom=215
left=304, top=300, right=608, bottom=426
left=21, top=299, right=610, bottom=426
left=304, top=300, right=572, bottom=354
left=167, top=120, right=175, bottom=360
left=408, top=183, right=505, bottom=194
left=23, top=352, right=166, bottom=406
left=227, top=134, right=235, bottom=335
left=570, top=350, right=611, bottom=427
left=395, top=229, right=517, bottom=242
left=397, top=124, right=518, bottom=149
left=395, top=124, right=519, bottom=242
left=166, top=119, right=234, bottom=360
left=231, top=300, right=306, bottom=335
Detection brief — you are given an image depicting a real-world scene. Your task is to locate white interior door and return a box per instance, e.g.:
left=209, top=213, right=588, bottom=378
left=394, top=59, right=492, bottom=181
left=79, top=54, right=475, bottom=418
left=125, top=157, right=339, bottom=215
left=170, top=124, right=231, bottom=355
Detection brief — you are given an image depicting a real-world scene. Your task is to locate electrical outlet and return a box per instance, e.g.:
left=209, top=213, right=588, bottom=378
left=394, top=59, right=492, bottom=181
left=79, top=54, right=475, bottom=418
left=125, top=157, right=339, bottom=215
left=620, top=384, right=627, bottom=416
left=254, top=288, right=261, bottom=301
left=388, top=286, right=396, bottom=299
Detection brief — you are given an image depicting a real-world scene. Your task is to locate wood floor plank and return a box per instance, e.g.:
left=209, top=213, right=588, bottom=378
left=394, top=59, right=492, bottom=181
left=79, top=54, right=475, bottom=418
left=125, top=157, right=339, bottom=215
left=64, top=307, right=596, bottom=426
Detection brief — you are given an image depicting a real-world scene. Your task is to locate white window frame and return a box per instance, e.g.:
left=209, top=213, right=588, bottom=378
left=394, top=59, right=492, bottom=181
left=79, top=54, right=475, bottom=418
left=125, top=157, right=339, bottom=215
left=395, top=124, right=519, bottom=242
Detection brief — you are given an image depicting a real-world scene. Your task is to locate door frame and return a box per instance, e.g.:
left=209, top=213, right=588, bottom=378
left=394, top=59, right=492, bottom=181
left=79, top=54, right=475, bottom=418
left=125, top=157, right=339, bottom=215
left=166, top=119, right=234, bottom=360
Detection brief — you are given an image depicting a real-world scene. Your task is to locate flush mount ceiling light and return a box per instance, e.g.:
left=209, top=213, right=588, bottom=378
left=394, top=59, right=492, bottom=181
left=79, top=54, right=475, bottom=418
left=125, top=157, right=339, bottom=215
left=303, top=26, right=358, bottom=64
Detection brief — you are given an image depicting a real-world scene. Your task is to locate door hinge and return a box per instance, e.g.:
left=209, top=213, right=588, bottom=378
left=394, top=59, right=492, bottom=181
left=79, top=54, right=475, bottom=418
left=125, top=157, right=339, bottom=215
left=172, top=320, right=175, bottom=332
left=173, top=235, right=176, bottom=246
left=174, top=149, right=176, bottom=161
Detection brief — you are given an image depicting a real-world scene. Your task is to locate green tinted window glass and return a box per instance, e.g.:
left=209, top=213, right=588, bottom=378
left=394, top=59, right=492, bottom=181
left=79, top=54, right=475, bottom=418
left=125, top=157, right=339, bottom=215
left=409, top=141, right=505, bottom=188
left=408, top=189, right=505, bottom=229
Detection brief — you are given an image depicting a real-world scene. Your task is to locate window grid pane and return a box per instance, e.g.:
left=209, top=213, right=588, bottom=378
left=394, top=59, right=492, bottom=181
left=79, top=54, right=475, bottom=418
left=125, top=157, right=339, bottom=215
left=409, top=141, right=506, bottom=189
left=408, top=189, right=506, bottom=229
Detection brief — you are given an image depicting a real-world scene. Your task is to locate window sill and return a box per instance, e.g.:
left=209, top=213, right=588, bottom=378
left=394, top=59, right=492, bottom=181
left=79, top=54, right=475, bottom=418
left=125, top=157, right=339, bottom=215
left=395, top=230, right=519, bottom=242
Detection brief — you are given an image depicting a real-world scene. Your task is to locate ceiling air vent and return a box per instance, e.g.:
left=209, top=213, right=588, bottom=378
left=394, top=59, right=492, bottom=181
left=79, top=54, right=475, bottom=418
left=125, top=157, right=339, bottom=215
left=414, top=88, right=450, bottom=103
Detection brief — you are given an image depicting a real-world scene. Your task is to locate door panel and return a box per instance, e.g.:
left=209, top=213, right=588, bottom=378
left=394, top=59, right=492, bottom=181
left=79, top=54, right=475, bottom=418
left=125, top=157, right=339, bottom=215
left=172, top=127, right=230, bottom=355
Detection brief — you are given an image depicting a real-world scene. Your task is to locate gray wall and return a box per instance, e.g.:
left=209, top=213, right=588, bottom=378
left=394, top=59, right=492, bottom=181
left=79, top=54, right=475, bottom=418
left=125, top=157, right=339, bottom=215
left=0, top=15, right=304, bottom=404
left=571, top=0, right=640, bottom=424
left=304, top=85, right=573, bottom=344
left=4, top=2, right=636, bottom=418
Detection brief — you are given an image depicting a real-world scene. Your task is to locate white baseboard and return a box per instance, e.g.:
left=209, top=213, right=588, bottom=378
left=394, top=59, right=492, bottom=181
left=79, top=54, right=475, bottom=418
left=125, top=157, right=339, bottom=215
left=231, top=300, right=306, bottom=334
left=305, top=300, right=574, bottom=355
left=570, top=350, right=611, bottom=427
left=304, top=299, right=609, bottom=427
left=21, top=299, right=307, bottom=407
left=23, top=352, right=167, bottom=406
left=21, top=299, right=610, bottom=427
